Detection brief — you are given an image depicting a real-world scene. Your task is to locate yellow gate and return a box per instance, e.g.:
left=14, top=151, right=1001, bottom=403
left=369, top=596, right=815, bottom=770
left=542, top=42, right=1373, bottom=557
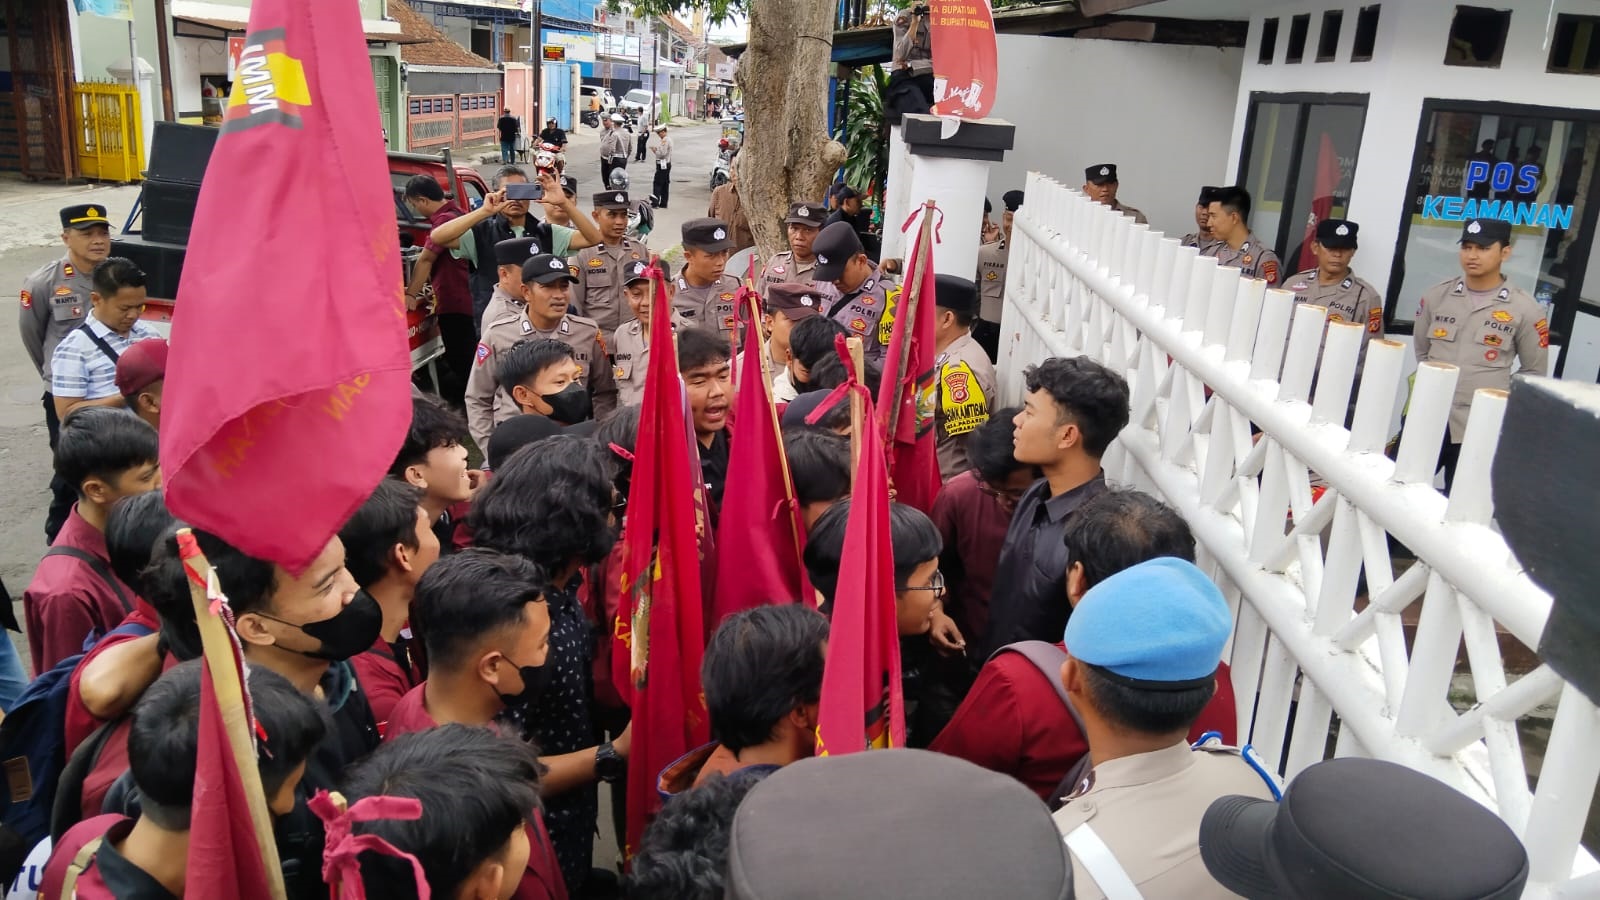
left=73, top=81, right=144, bottom=182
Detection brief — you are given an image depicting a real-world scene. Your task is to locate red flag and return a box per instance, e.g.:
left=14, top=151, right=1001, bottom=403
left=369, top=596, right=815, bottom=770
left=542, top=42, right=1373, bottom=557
left=615, top=262, right=710, bottom=858
left=815, top=376, right=906, bottom=756
left=711, top=291, right=808, bottom=626
left=1295, top=132, right=1340, bottom=272
left=161, top=0, right=413, bottom=573
left=875, top=208, right=941, bottom=515
left=930, top=0, right=999, bottom=118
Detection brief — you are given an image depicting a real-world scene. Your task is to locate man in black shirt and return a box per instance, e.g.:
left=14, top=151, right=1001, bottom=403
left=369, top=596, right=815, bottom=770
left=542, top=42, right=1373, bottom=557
left=677, top=326, right=732, bottom=515
left=977, top=356, right=1130, bottom=659
left=539, top=116, right=567, bottom=149
left=496, top=109, right=519, bottom=163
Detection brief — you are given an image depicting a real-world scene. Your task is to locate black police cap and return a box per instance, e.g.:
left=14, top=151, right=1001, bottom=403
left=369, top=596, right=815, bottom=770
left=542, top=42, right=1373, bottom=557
left=61, top=204, right=112, bottom=231
left=494, top=236, right=542, bottom=267
left=1085, top=163, right=1118, bottom=185
left=1315, top=218, right=1359, bottom=249
left=812, top=221, right=864, bottom=282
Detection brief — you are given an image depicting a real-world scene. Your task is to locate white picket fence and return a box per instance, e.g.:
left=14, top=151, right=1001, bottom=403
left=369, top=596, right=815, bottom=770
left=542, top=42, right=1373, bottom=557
left=998, top=172, right=1600, bottom=897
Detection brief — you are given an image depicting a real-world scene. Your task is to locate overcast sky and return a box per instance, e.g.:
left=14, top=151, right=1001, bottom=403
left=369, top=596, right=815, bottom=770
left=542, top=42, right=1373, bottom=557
left=706, top=13, right=748, bottom=43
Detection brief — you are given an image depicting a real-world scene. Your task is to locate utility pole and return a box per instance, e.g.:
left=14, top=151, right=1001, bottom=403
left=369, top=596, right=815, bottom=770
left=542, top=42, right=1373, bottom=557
left=529, top=0, right=543, bottom=129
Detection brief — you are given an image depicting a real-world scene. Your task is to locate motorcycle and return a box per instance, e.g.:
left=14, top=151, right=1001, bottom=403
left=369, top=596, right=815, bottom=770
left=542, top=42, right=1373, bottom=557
left=580, top=109, right=600, bottom=128
left=710, top=138, right=737, bottom=190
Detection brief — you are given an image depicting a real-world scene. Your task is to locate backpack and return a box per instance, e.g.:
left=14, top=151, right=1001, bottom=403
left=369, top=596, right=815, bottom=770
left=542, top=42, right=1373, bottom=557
left=988, top=641, right=1092, bottom=811
left=0, top=621, right=152, bottom=885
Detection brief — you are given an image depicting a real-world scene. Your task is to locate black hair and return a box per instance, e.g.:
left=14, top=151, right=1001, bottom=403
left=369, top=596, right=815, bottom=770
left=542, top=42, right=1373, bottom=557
left=128, top=660, right=326, bottom=830
left=390, top=396, right=469, bottom=476
left=469, top=435, right=618, bottom=571
left=54, top=407, right=159, bottom=498
left=803, top=501, right=943, bottom=602
left=967, top=406, right=1028, bottom=484
left=105, top=489, right=179, bottom=594
left=339, top=478, right=425, bottom=590
left=341, top=724, right=542, bottom=900
left=1213, top=185, right=1252, bottom=222
left=91, top=257, right=147, bottom=298
left=142, top=528, right=278, bottom=660
left=411, top=549, right=549, bottom=673
left=677, top=326, right=730, bottom=373
left=808, top=353, right=882, bottom=397
left=1080, top=662, right=1216, bottom=734
left=486, top=415, right=564, bottom=470
left=498, top=338, right=576, bottom=401
left=704, top=605, right=830, bottom=753
left=403, top=174, right=445, bottom=203
left=1021, top=356, right=1130, bottom=458
left=782, top=427, right=850, bottom=508
left=625, top=768, right=774, bottom=900
left=788, top=317, right=849, bottom=370
left=595, top=404, right=643, bottom=508
left=1062, top=490, right=1195, bottom=591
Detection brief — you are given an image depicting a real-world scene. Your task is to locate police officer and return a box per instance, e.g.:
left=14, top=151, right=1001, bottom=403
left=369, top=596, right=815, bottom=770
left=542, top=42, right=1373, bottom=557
left=761, top=281, right=826, bottom=404
left=20, top=203, right=112, bottom=542
left=465, top=253, right=618, bottom=450
left=1413, top=217, right=1547, bottom=490
left=1201, top=185, right=1282, bottom=285
left=599, top=114, right=628, bottom=186
left=1001, top=189, right=1024, bottom=243
left=975, top=198, right=1008, bottom=363
left=932, top=275, right=997, bottom=479
left=672, top=217, right=742, bottom=340
left=1181, top=186, right=1222, bottom=250
left=464, top=235, right=542, bottom=446
left=1082, top=164, right=1147, bottom=225
left=611, top=259, right=685, bottom=408
left=571, top=190, right=648, bottom=335
left=1051, top=558, right=1278, bottom=899
left=1283, top=218, right=1384, bottom=369
left=758, top=202, right=838, bottom=305
left=812, top=220, right=890, bottom=364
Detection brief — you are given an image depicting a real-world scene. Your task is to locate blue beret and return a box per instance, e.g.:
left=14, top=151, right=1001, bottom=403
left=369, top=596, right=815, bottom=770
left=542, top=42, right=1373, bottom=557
left=1063, top=557, right=1231, bottom=685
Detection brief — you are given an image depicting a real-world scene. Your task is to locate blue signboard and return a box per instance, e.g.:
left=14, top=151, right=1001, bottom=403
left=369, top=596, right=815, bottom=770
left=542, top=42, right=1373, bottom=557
left=1421, top=161, right=1575, bottom=229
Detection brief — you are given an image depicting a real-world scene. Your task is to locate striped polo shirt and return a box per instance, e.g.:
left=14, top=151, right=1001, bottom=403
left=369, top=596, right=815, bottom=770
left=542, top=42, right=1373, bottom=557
left=49, top=317, right=162, bottom=400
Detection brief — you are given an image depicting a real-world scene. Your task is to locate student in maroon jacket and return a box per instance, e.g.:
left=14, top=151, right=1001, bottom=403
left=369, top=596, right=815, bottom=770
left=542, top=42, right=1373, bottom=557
left=338, top=478, right=441, bottom=731
left=930, top=489, right=1240, bottom=802
left=24, top=407, right=161, bottom=672
left=41, top=661, right=324, bottom=899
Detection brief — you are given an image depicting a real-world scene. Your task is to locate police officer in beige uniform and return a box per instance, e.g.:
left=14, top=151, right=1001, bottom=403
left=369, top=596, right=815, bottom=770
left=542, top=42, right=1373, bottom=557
left=1283, top=218, right=1384, bottom=370
left=672, top=217, right=743, bottom=340
left=975, top=198, right=1008, bottom=363
left=19, top=204, right=113, bottom=541
left=571, top=190, right=648, bottom=336
left=611, top=259, right=688, bottom=408
left=1052, top=558, right=1279, bottom=900
left=932, top=276, right=997, bottom=479
left=1202, top=185, right=1282, bottom=285
left=758, top=202, right=839, bottom=303
left=1413, top=217, right=1547, bottom=490
left=463, top=237, right=542, bottom=445
left=466, top=253, right=618, bottom=450
left=1082, top=164, right=1148, bottom=225
left=812, top=220, right=891, bottom=364
left=1180, top=186, right=1222, bottom=251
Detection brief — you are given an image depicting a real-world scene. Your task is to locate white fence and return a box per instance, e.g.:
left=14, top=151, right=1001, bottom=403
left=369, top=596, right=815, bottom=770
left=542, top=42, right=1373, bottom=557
left=998, top=172, right=1600, bottom=897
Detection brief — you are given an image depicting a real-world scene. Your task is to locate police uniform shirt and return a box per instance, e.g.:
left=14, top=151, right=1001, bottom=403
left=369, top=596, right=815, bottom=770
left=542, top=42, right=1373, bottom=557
left=1051, top=742, right=1277, bottom=900
left=1180, top=233, right=1218, bottom=253
left=672, top=273, right=743, bottom=339
left=600, top=127, right=627, bottom=161
left=464, top=302, right=618, bottom=448
left=1283, top=268, right=1384, bottom=366
left=1110, top=201, right=1149, bottom=226
left=610, top=309, right=688, bottom=408
left=572, top=238, right=648, bottom=335
left=49, top=317, right=163, bottom=401
left=758, top=251, right=840, bottom=307
left=1201, top=233, right=1282, bottom=285
left=828, top=267, right=891, bottom=364
left=976, top=236, right=1009, bottom=323
left=934, top=331, right=996, bottom=479
left=19, top=257, right=95, bottom=383
left=1413, top=276, right=1548, bottom=443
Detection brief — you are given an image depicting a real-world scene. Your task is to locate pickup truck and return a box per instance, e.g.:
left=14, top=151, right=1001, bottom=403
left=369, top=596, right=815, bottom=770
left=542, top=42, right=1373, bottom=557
left=113, top=149, right=491, bottom=382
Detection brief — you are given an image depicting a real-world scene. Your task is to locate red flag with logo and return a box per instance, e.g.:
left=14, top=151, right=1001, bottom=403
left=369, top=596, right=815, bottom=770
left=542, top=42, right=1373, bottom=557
left=1295, top=132, right=1340, bottom=272
left=875, top=208, right=941, bottom=515
left=929, top=0, right=999, bottom=118
left=711, top=291, right=808, bottom=626
left=615, top=262, right=709, bottom=858
left=815, top=371, right=906, bottom=756
left=161, top=0, right=412, bottom=573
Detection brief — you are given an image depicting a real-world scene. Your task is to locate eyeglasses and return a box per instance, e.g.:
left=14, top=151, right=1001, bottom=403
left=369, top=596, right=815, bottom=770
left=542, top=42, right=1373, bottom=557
left=900, top=570, right=946, bottom=597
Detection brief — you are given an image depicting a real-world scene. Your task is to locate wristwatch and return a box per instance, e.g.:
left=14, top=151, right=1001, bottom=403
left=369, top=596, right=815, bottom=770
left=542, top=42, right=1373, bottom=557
left=595, top=741, right=625, bottom=784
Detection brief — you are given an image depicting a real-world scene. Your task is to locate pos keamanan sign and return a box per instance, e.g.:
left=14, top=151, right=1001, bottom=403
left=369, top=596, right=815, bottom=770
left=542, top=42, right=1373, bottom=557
left=929, top=0, right=998, bottom=119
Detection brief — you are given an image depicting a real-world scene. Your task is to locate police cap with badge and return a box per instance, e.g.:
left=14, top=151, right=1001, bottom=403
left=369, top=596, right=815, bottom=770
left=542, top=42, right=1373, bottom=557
left=61, top=204, right=112, bottom=231
left=560, top=175, right=579, bottom=197
left=1085, top=163, right=1120, bottom=185
left=495, top=236, right=543, bottom=268
left=764, top=282, right=821, bottom=320
left=623, top=259, right=653, bottom=286
left=594, top=190, right=630, bottom=210
left=783, top=202, right=827, bottom=228
left=682, top=217, right=735, bottom=253
left=1197, top=185, right=1223, bottom=206
left=1460, top=216, right=1512, bottom=247
left=812, top=220, right=865, bottom=282
left=1315, top=218, right=1359, bottom=250
left=1003, top=190, right=1025, bottom=212
left=522, top=253, right=579, bottom=285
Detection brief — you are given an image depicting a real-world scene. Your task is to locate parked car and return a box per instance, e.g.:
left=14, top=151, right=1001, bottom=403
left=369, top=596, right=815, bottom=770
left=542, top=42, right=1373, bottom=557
left=580, top=85, right=616, bottom=114
left=619, top=89, right=653, bottom=117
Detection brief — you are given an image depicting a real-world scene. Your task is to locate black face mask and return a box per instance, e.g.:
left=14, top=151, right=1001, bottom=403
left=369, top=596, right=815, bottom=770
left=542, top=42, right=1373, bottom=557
left=542, top=382, right=593, bottom=425
left=264, top=592, right=383, bottom=662
left=497, top=655, right=553, bottom=707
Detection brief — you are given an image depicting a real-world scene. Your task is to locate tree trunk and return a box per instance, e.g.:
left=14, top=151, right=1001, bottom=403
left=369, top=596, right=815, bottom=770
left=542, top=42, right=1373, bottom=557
left=735, top=0, right=848, bottom=263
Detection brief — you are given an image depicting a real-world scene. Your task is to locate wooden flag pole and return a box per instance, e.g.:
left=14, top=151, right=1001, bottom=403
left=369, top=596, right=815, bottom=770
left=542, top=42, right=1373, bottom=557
left=883, top=200, right=937, bottom=447
left=846, top=335, right=866, bottom=487
left=750, top=290, right=807, bottom=579
left=179, top=529, right=288, bottom=900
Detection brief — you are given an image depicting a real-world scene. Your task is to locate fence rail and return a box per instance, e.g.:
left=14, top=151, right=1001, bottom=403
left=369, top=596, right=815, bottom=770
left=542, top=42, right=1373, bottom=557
left=997, top=172, right=1599, bottom=897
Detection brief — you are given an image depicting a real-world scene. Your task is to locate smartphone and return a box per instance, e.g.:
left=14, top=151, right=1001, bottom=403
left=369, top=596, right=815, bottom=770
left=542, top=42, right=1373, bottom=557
left=505, top=182, right=544, bottom=201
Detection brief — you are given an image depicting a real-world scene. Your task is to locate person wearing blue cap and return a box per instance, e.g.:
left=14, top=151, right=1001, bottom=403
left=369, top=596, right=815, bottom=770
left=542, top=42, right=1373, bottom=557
left=1052, top=557, right=1276, bottom=900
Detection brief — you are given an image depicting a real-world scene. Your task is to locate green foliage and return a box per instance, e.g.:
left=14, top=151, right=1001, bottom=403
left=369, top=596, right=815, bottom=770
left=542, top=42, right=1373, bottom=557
left=833, top=65, right=889, bottom=202
left=612, top=0, right=744, bottom=26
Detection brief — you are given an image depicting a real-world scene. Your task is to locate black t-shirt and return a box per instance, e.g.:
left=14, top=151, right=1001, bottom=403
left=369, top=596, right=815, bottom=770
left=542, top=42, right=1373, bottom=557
left=497, top=115, right=519, bottom=141
left=540, top=126, right=567, bottom=146
left=699, top=430, right=731, bottom=514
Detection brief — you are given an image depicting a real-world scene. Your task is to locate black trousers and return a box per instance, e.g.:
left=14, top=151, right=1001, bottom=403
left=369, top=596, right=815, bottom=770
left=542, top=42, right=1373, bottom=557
left=43, top=392, right=74, bottom=543
left=635, top=132, right=649, bottom=161
left=972, top=318, right=1000, bottom=363
left=652, top=163, right=671, bottom=208
left=600, top=157, right=625, bottom=189
left=437, top=313, right=477, bottom=406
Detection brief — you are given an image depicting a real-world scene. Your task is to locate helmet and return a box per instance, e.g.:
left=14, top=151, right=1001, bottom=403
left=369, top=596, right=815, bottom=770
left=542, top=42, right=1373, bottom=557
left=608, top=168, right=631, bottom=189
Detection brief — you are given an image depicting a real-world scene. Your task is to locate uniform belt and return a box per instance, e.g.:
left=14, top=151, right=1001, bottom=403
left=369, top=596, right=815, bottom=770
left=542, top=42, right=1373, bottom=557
left=1063, top=823, right=1145, bottom=900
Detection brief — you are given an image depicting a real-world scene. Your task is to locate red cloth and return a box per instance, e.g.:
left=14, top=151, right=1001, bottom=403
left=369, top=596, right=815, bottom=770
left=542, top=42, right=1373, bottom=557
left=614, top=265, right=710, bottom=858
left=423, top=202, right=474, bottom=316
left=23, top=505, right=138, bottom=673
left=928, top=2, right=998, bottom=119
left=1295, top=132, right=1340, bottom=274
left=40, top=814, right=132, bottom=900
left=815, top=382, right=905, bottom=755
left=161, top=0, right=413, bottom=576
left=350, top=637, right=416, bottom=737
left=930, top=652, right=1240, bottom=800
left=874, top=212, right=941, bottom=515
left=929, top=470, right=1011, bottom=644
left=584, top=540, right=627, bottom=711
left=380, top=682, right=436, bottom=740
left=64, top=605, right=161, bottom=756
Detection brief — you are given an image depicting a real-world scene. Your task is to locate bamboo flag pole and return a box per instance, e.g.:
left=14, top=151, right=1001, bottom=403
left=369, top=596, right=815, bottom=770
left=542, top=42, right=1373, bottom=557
left=846, top=335, right=866, bottom=487
left=882, top=200, right=937, bottom=447
left=177, top=528, right=287, bottom=900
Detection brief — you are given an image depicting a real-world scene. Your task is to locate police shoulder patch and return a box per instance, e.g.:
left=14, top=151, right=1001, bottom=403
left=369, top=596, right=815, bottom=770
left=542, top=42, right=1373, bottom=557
left=19, top=290, right=30, bottom=309
left=475, top=343, right=491, bottom=365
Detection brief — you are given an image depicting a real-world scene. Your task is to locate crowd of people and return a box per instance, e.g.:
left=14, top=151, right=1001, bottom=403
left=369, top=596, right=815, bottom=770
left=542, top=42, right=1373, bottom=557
left=1, top=166, right=1543, bottom=900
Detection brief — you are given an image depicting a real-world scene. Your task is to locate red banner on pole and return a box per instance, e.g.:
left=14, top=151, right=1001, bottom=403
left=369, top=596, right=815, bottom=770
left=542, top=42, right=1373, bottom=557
left=929, top=0, right=999, bottom=119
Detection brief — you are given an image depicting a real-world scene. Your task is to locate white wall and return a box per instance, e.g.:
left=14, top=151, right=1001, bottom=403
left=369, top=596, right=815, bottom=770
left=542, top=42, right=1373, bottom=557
left=74, top=0, right=168, bottom=118
left=988, top=35, right=1244, bottom=236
